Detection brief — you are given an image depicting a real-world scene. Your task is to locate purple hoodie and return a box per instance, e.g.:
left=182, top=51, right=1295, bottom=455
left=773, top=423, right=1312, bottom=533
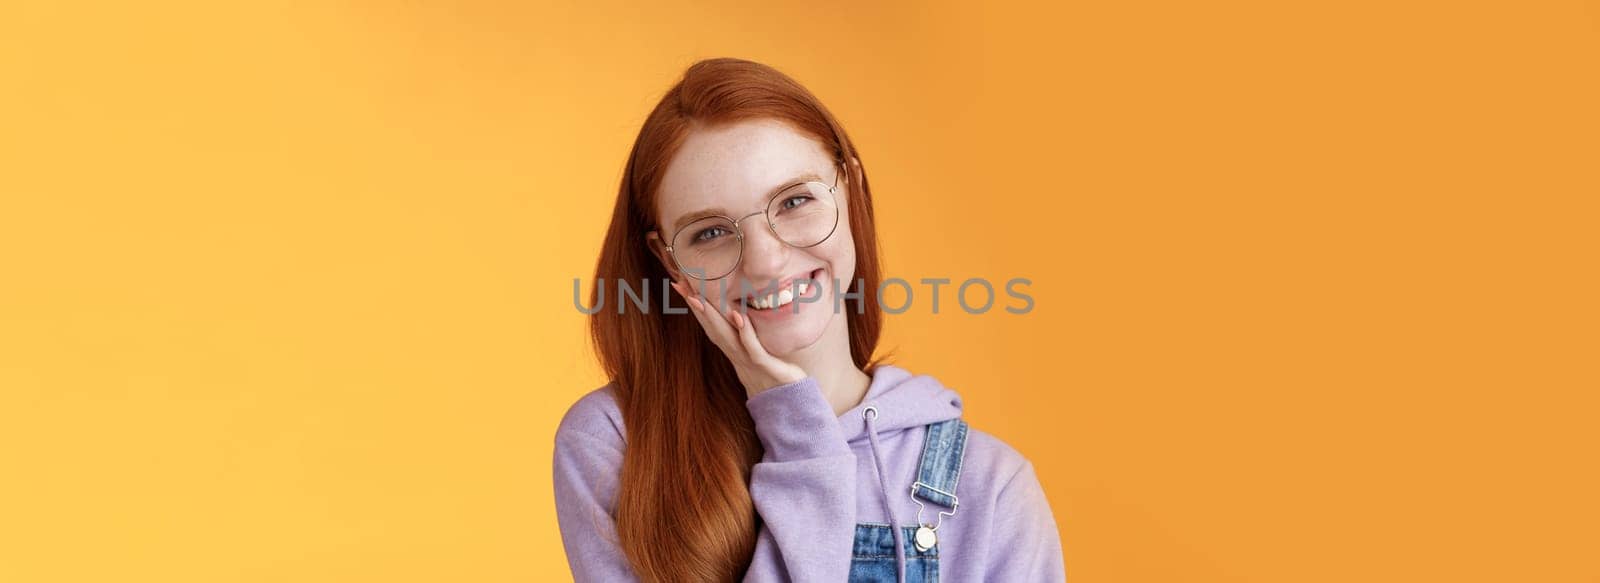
left=553, top=364, right=1066, bottom=582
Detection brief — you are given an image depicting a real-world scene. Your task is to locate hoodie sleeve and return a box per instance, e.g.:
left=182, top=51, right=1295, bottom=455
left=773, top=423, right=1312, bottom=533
left=741, top=376, right=858, bottom=582
left=987, top=461, right=1067, bottom=582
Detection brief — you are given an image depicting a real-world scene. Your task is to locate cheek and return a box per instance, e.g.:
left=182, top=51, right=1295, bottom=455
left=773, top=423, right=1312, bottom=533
left=818, top=230, right=857, bottom=282
left=694, top=280, right=734, bottom=308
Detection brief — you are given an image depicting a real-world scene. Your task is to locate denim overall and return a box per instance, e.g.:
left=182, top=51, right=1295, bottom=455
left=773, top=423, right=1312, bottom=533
left=849, top=412, right=970, bottom=583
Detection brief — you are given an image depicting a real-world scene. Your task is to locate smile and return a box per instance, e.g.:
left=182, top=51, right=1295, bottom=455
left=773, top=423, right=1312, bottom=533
left=747, top=281, right=810, bottom=310
left=739, top=268, right=825, bottom=311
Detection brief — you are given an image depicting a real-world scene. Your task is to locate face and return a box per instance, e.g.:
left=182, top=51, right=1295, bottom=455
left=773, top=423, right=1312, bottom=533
left=651, top=118, right=856, bottom=356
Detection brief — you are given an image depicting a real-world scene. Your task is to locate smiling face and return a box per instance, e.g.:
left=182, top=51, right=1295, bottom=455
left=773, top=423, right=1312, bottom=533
left=651, top=118, right=856, bottom=356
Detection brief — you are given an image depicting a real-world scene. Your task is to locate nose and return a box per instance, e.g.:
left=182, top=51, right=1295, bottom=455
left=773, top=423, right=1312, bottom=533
left=738, top=216, right=790, bottom=284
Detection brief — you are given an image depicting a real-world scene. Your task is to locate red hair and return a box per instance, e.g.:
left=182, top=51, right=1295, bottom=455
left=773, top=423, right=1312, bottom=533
left=588, top=57, right=884, bottom=581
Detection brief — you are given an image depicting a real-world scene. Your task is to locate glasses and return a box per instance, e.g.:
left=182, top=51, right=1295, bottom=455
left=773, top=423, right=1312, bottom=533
left=655, top=163, right=843, bottom=280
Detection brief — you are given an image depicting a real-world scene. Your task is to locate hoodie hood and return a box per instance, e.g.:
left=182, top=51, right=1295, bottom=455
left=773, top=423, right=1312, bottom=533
left=837, top=364, right=964, bottom=442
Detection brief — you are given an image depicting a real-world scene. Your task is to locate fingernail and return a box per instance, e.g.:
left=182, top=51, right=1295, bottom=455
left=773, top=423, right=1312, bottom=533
left=731, top=312, right=744, bottom=330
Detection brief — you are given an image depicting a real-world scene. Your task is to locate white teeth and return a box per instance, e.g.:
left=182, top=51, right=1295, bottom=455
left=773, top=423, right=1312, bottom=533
left=748, top=287, right=799, bottom=310
left=797, top=281, right=809, bottom=295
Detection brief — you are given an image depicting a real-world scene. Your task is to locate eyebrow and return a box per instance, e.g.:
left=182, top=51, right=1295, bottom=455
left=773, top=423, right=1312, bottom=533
left=669, top=171, right=827, bottom=234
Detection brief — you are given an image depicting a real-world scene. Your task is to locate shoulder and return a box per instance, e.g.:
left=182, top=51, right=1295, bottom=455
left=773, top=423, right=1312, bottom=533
left=554, top=382, right=628, bottom=452
left=953, top=423, right=1066, bottom=580
left=551, top=385, right=629, bottom=522
left=953, top=422, right=1039, bottom=500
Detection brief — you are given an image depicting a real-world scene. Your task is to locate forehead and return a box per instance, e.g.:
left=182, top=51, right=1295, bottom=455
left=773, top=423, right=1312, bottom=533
left=655, top=118, right=833, bottom=227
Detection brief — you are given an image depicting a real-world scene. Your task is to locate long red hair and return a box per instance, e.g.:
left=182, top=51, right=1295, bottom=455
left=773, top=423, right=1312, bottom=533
left=588, top=57, right=884, bottom=581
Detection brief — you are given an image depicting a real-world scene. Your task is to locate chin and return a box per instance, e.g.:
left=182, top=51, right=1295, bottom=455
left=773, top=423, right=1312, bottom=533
left=758, top=327, right=826, bottom=356
left=750, top=309, right=830, bottom=356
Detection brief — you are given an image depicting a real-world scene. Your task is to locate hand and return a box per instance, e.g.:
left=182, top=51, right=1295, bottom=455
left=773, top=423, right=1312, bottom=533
left=671, top=280, right=807, bottom=399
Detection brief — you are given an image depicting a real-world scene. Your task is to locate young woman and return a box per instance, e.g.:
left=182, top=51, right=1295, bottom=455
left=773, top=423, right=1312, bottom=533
left=554, top=57, right=1065, bottom=582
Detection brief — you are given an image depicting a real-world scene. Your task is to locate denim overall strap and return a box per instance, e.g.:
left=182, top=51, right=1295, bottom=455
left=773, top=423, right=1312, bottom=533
left=847, top=417, right=969, bottom=582
left=910, top=418, right=969, bottom=535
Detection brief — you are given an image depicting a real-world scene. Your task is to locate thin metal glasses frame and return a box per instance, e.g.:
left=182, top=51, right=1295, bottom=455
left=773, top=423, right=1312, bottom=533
left=656, top=161, right=844, bottom=281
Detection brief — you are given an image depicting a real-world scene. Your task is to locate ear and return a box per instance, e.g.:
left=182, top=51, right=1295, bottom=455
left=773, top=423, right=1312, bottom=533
left=645, top=230, right=684, bottom=283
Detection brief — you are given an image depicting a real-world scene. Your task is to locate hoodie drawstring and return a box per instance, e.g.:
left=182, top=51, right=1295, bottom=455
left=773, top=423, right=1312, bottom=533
left=862, top=405, right=906, bottom=583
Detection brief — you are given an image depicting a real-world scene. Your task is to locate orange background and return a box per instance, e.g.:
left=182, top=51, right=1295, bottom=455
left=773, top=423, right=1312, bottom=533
left=2, top=1, right=1597, bottom=581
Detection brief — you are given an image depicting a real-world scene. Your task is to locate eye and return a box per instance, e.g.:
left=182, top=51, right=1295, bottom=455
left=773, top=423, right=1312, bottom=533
left=693, top=225, right=732, bottom=243
left=778, top=194, right=813, bottom=211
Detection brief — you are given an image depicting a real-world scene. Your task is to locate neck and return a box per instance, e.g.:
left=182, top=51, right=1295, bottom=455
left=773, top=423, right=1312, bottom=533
left=786, top=315, right=872, bottom=417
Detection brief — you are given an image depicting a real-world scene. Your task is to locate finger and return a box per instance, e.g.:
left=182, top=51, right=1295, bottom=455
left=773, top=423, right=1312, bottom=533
left=731, top=311, right=806, bottom=385
left=670, top=281, right=702, bottom=312
left=672, top=280, right=715, bottom=331
left=709, top=305, right=746, bottom=350
left=676, top=282, right=745, bottom=357
left=675, top=280, right=719, bottom=314
left=732, top=310, right=780, bottom=366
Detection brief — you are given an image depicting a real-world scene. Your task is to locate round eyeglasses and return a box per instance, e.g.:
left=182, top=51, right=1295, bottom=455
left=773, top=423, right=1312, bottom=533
left=656, top=163, right=842, bottom=281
